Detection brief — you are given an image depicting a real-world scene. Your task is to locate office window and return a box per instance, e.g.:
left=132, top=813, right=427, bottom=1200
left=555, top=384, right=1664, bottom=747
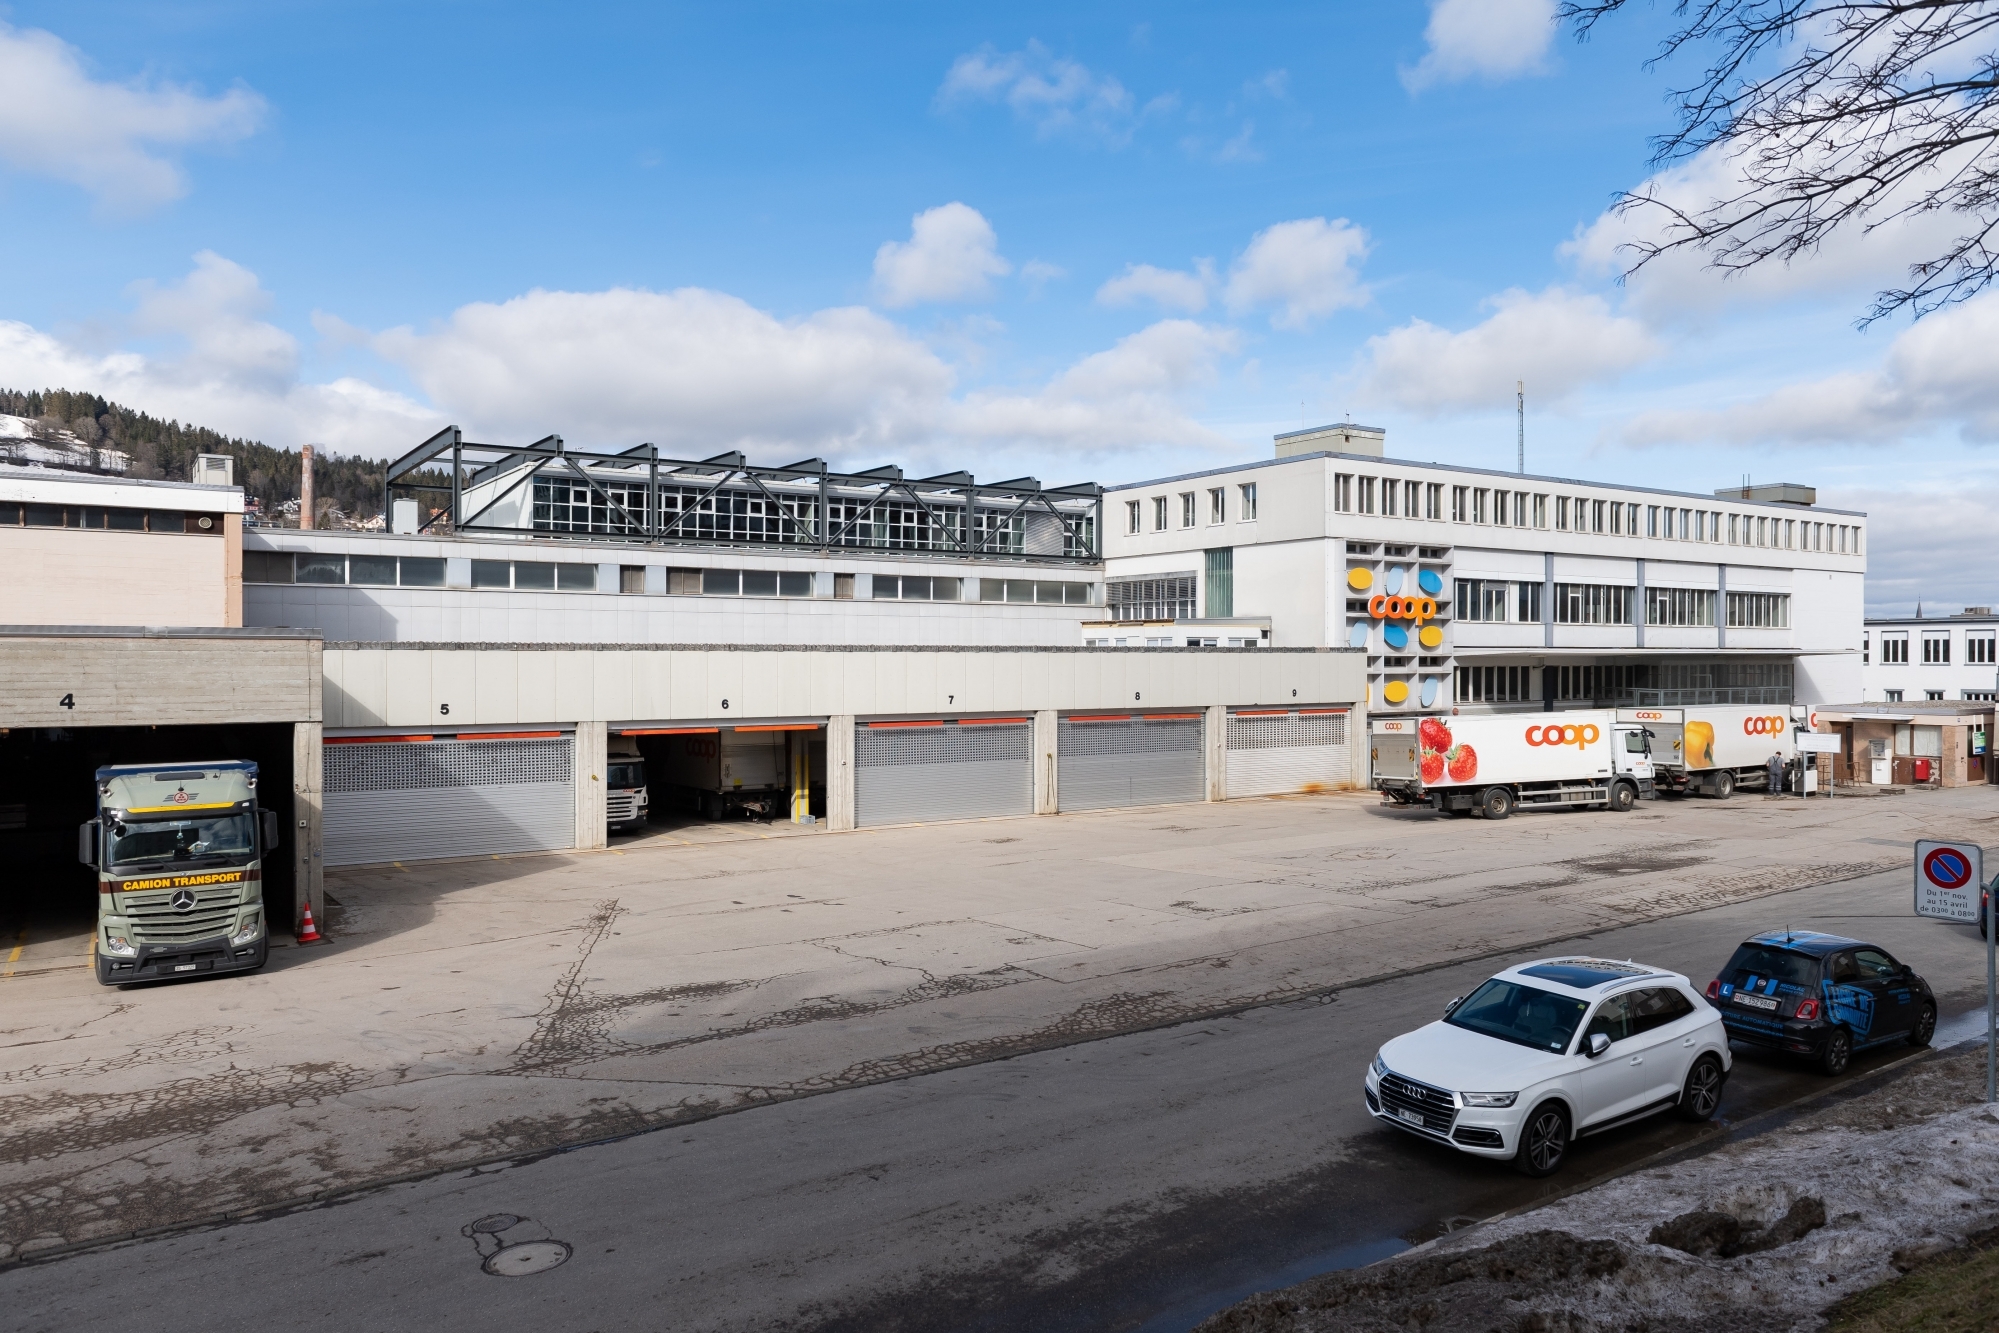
left=1728, top=514, right=1740, bottom=544
left=1334, top=474, right=1353, bottom=512
left=1452, top=486, right=1468, bottom=522
left=1180, top=492, right=1197, bottom=527
left=1382, top=479, right=1398, bottom=518
left=1885, top=689, right=1904, bottom=702
left=1512, top=492, right=1527, bottom=527
left=703, top=568, right=741, bottom=595
left=1555, top=496, right=1570, bottom=531
left=1208, top=487, right=1225, bottom=524
left=1126, top=500, right=1141, bottom=534
left=1647, top=505, right=1659, bottom=537
left=1726, top=592, right=1790, bottom=628
left=1359, top=476, right=1377, bottom=515
left=1927, top=690, right=1946, bottom=701
left=1628, top=503, right=1641, bottom=535
left=1533, top=494, right=1548, bottom=528
left=1853, top=527, right=1863, bottom=554
left=400, top=557, right=446, bottom=588
left=1518, top=580, right=1543, bottom=622
left=1454, top=578, right=1515, bottom=622
left=1106, top=573, right=1197, bottom=620
left=349, top=555, right=398, bottom=586
left=1923, top=634, right=1951, bottom=664
left=1591, top=499, right=1606, bottom=533
left=1425, top=483, right=1442, bottom=520
left=1204, top=548, right=1234, bottom=617
left=620, top=565, right=646, bottom=594
left=513, top=562, right=556, bottom=591
left=1153, top=496, right=1168, bottom=531
left=470, top=559, right=512, bottom=589
left=1681, top=508, right=1694, bottom=540
left=877, top=575, right=963, bottom=601
left=1880, top=634, right=1908, bottom=663
left=1862, top=634, right=1869, bottom=664
left=1473, top=488, right=1489, bottom=523
left=1456, top=665, right=1534, bottom=703
left=1755, top=516, right=1768, bottom=546
left=1610, top=503, right=1623, bottom=536
left=1785, top=519, right=1795, bottom=548
left=1969, top=634, right=1996, bottom=664
left=1239, top=482, right=1258, bottom=520
left=1645, top=587, right=1716, bottom=626
left=1553, top=583, right=1633, bottom=625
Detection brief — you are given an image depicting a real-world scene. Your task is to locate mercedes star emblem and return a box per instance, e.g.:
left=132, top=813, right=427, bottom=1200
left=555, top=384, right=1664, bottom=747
left=170, top=889, right=198, bottom=913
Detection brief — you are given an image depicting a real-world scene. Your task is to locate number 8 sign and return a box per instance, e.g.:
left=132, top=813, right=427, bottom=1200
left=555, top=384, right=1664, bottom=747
left=1915, top=839, right=1982, bottom=923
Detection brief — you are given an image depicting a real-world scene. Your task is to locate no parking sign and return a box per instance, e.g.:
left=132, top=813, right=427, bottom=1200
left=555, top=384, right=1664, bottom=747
left=1914, top=840, right=1981, bottom=922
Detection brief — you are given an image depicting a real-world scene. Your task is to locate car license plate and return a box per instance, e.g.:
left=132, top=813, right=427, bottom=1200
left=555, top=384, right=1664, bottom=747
left=1732, top=992, right=1779, bottom=1011
left=1395, top=1108, right=1425, bottom=1127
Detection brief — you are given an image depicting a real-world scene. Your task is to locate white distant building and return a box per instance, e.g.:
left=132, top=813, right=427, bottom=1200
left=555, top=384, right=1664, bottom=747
left=1099, top=424, right=1867, bottom=712
left=1860, top=610, right=1999, bottom=703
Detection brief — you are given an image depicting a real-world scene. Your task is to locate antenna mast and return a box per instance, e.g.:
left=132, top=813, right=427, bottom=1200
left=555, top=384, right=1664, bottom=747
left=1516, top=380, right=1524, bottom=475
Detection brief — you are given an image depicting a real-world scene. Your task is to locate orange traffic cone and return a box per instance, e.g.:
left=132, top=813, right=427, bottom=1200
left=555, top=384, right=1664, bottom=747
left=296, top=901, right=326, bottom=945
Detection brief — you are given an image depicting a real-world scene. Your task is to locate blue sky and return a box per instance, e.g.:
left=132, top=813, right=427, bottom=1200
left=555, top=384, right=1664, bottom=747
left=0, top=1, right=1990, bottom=613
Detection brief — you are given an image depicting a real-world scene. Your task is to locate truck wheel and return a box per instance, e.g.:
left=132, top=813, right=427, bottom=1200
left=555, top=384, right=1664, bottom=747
left=1608, top=781, right=1637, bottom=813
left=1481, top=787, right=1514, bottom=820
left=1709, top=771, right=1735, bottom=801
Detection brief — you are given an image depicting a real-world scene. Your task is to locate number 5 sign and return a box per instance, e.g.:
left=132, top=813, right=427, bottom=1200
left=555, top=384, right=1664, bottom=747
left=1914, top=840, right=1982, bottom=922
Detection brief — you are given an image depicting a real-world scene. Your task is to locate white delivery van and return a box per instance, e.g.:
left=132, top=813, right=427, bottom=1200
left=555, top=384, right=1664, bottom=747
left=1372, top=711, right=1655, bottom=820
left=1617, top=705, right=1799, bottom=799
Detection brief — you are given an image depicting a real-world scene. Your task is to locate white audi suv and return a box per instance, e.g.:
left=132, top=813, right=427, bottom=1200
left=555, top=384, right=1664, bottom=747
left=1363, top=956, right=1731, bottom=1175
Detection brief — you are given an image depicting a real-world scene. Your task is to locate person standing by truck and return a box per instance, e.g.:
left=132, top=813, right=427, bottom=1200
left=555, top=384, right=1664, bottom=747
left=1767, top=750, right=1786, bottom=794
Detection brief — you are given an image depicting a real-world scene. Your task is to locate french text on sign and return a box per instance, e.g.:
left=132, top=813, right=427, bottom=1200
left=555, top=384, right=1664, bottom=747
left=1914, top=839, right=1982, bottom=923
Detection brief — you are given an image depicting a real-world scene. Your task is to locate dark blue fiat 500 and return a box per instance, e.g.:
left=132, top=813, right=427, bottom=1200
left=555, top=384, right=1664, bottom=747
left=1706, top=930, right=1937, bottom=1075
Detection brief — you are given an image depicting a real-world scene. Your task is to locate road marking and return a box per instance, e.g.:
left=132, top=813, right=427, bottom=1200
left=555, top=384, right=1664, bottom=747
left=3, top=925, right=24, bottom=978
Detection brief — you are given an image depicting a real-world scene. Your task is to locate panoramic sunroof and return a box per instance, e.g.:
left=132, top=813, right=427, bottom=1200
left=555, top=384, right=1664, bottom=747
left=1518, top=959, right=1654, bottom=988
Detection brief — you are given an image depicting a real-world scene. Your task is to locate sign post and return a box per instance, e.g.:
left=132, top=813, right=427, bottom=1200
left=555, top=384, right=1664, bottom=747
left=1914, top=840, right=1995, bottom=1102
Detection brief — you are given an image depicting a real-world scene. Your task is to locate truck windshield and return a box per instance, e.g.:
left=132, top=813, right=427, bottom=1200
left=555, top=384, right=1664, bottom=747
left=608, top=762, right=645, bottom=789
left=1446, top=979, right=1591, bottom=1054
left=108, top=813, right=255, bottom=869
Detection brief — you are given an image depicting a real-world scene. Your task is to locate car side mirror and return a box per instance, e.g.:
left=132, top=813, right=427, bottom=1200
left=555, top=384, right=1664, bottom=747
left=1587, top=1033, right=1611, bottom=1058
left=1443, top=997, right=1463, bottom=1018
left=77, top=821, right=100, bottom=869
left=260, top=808, right=282, bottom=851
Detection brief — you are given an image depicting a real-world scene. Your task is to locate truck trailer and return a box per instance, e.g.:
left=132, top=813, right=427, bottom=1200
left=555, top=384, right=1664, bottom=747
left=77, top=760, right=282, bottom=987
left=1371, top=711, right=1655, bottom=819
left=1617, top=705, right=1800, bottom=799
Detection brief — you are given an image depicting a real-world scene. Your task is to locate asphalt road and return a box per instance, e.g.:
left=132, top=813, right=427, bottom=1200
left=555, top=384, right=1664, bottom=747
left=3, top=865, right=1989, bottom=1333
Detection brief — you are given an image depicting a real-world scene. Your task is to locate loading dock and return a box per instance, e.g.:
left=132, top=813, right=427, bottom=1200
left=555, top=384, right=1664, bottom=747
left=856, top=717, right=1033, bottom=826
left=322, top=729, right=576, bottom=865
left=1226, top=706, right=1352, bottom=797
left=1057, top=713, right=1206, bottom=812
left=0, top=628, right=324, bottom=971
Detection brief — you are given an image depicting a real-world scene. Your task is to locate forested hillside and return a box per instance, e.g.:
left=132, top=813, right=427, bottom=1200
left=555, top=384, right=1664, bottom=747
left=0, top=387, right=399, bottom=524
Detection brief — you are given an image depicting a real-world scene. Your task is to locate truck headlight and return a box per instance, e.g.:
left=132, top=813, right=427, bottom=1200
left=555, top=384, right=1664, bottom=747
left=103, top=931, right=137, bottom=957
left=1461, top=1091, right=1518, bottom=1108
left=230, top=915, right=262, bottom=945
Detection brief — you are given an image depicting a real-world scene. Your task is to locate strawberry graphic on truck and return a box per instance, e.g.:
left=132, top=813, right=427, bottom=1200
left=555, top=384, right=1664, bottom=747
left=1371, top=711, right=1654, bottom=821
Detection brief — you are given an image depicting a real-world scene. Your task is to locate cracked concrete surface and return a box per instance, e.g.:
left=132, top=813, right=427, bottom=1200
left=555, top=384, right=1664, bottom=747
left=0, top=786, right=1966, bottom=1260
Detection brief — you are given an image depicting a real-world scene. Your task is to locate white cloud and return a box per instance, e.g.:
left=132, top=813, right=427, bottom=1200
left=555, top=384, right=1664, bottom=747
left=0, top=254, right=435, bottom=455
left=0, top=23, right=264, bottom=213
left=1617, top=291, right=1999, bottom=448
left=872, top=203, right=1011, bottom=308
left=936, top=42, right=1158, bottom=146
left=1224, top=218, right=1370, bottom=329
left=1096, top=261, right=1212, bottom=313
left=1358, top=287, right=1660, bottom=414
left=1564, top=142, right=1974, bottom=321
left=1402, top=0, right=1557, bottom=91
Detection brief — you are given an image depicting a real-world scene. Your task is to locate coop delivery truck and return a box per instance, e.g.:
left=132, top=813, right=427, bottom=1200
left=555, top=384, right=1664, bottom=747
left=1371, top=711, right=1655, bottom=819
left=76, top=761, right=282, bottom=987
left=1616, top=705, right=1800, bottom=798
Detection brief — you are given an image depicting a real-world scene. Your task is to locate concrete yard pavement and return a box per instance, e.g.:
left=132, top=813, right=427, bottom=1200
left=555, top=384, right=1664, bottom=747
left=0, top=784, right=1988, bottom=1262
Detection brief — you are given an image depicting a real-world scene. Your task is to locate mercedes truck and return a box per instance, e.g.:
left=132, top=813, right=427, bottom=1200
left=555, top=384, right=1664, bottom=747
left=1371, top=711, right=1655, bottom=819
left=78, top=760, right=281, bottom=986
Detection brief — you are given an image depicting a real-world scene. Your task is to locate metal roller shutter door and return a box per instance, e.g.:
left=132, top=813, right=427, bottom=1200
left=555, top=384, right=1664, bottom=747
left=1059, top=715, right=1205, bottom=812
left=855, top=722, right=1032, bottom=827
left=1227, top=710, right=1350, bottom=798
left=324, top=737, right=575, bottom=865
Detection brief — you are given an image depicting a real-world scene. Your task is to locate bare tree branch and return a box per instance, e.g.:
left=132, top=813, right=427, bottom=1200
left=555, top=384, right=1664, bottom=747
left=1562, top=0, right=1999, bottom=320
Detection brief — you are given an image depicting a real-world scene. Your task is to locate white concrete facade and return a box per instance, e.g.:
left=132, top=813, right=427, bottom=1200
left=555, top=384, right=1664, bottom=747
left=1861, top=613, right=1999, bottom=703
left=244, top=527, right=1103, bottom=647
left=1103, top=444, right=1867, bottom=713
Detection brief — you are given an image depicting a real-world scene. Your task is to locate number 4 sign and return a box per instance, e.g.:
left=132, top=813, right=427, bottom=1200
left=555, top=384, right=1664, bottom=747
left=1914, top=840, right=1982, bottom=923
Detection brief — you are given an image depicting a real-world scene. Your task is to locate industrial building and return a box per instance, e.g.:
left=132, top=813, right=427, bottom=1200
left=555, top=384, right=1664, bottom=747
left=1859, top=609, right=1999, bottom=704
left=1101, top=425, right=1867, bottom=712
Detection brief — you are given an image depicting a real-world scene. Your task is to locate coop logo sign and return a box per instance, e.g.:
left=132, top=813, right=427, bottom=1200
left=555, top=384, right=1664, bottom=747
left=1525, top=722, right=1600, bottom=749
left=1367, top=595, right=1437, bottom=626
left=1744, top=715, right=1787, bottom=735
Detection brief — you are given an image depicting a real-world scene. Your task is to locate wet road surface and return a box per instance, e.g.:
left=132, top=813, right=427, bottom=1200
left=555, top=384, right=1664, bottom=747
left=1, top=866, right=1986, bottom=1333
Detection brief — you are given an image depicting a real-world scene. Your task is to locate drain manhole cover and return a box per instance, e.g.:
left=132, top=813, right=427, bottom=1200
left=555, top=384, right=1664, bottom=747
left=485, top=1240, right=572, bottom=1277
left=468, top=1214, right=522, bottom=1234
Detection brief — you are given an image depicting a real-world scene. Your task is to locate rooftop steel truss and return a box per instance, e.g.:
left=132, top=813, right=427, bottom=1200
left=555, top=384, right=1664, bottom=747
left=385, top=428, right=1104, bottom=564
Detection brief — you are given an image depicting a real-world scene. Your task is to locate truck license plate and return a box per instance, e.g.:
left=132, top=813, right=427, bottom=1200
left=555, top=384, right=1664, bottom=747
left=1395, top=1108, right=1425, bottom=1126
left=1732, top=993, right=1778, bottom=1011
left=174, top=963, right=197, bottom=972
